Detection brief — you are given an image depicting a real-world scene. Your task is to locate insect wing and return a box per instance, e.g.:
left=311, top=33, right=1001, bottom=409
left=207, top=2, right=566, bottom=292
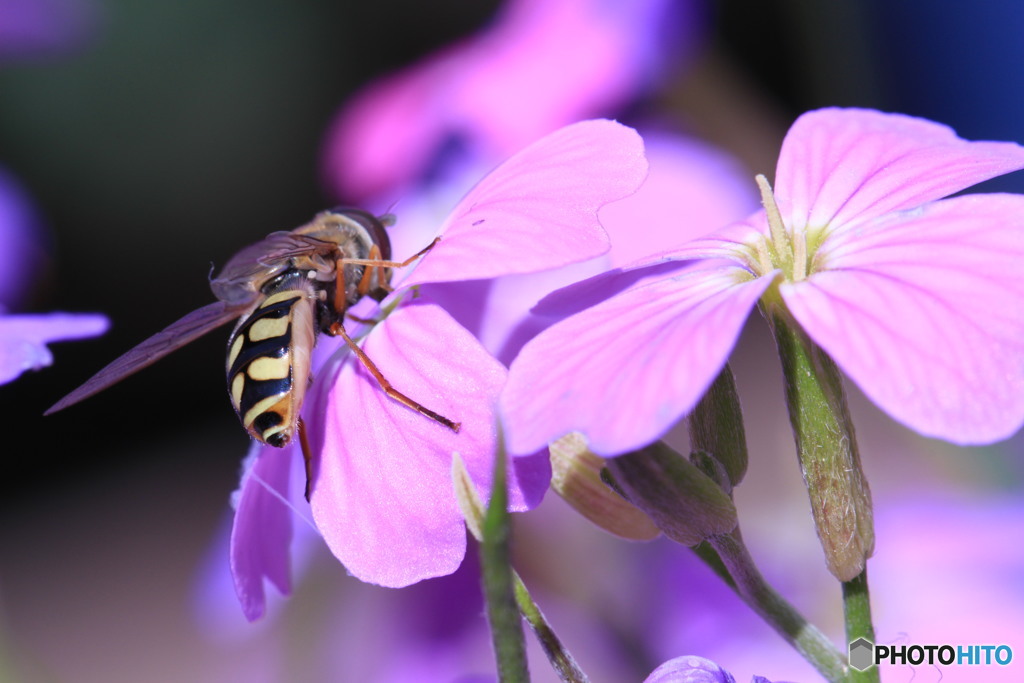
left=46, top=300, right=249, bottom=414
left=210, top=231, right=329, bottom=304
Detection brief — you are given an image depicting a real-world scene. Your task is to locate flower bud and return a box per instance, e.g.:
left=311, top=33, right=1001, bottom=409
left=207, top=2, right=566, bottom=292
left=606, top=441, right=738, bottom=547
left=549, top=433, right=660, bottom=541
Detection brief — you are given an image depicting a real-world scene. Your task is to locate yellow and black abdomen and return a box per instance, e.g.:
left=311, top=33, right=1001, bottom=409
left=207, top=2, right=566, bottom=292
left=226, top=277, right=316, bottom=447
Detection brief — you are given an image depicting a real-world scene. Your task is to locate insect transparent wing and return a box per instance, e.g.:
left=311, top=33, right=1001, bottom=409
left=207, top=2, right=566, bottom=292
left=45, top=300, right=248, bottom=415
left=210, top=231, right=328, bottom=304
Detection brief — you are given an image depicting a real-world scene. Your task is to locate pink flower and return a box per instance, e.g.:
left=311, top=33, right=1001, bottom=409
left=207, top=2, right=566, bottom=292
left=0, top=0, right=100, bottom=59
left=502, top=108, right=1024, bottom=456
left=0, top=170, right=108, bottom=385
left=395, top=131, right=758, bottom=366
left=230, top=119, right=648, bottom=620
left=0, top=310, right=109, bottom=384
left=322, top=0, right=694, bottom=203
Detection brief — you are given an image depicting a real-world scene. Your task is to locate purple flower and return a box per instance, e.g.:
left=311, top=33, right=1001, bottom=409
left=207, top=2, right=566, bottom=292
left=321, top=0, right=694, bottom=203
left=0, top=310, right=109, bottom=384
left=0, top=171, right=108, bottom=385
left=502, top=108, right=1024, bottom=456
left=0, top=0, right=100, bottom=59
left=0, top=8, right=108, bottom=383
left=230, top=119, right=648, bottom=620
left=645, top=656, right=738, bottom=683
left=396, top=131, right=757, bottom=366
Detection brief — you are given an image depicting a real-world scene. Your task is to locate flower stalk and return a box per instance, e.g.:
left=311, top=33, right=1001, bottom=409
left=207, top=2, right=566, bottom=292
left=481, top=431, right=530, bottom=682
left=843, top=569, right=879, bottom=683
left=703, top=531, right=848, bottom=682
left=455, top=453, right=590, bottom=682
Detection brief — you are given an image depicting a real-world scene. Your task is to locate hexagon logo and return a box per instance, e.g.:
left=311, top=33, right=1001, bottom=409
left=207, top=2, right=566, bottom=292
left=849, top=638, right=875, bottom=671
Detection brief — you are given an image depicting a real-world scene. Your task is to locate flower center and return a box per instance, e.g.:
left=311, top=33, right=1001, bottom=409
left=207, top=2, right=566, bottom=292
left=747, top=174, right=810, bottom=283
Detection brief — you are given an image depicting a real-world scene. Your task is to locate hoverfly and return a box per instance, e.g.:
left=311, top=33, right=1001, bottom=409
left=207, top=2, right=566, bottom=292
left=47, top=208, right=460, bottom=495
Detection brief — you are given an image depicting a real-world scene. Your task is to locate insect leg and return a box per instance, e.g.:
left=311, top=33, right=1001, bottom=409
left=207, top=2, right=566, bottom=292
left=338, top=236, right=442, bottom=269
left=356, top=244, right=387, bottom=297
left=328, top=320, right=461, bottom=433
left=345, top=312, right=379, bottom=324
left=299, top=418, right=314, bottom=501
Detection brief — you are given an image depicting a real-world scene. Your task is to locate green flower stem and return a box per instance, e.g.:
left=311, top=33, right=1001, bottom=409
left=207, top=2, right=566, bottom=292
left=512, top=573, right=590, bottom=683
left=764, top=302, right=875, bottom=583
left=704, top=531, right=849, bottom=683
left=843, top=569, right=879, bottom=683
left=481, top=433, right=530, bottom=683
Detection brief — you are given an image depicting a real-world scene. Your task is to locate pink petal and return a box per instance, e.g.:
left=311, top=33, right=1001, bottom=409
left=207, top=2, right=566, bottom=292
left=775, top=108, right=1024, bottom=238
left=783, top=194, right=1024, bottom=444
left=599, top=131, right=759, bottom=266
left=502, top=265, right=773, bottom=456
left=308, top=301, right=545, bottom=587
left=0, top=312, right=108, bottom=384
left=229, top=442, right=295, bottom=621
left=406, top=131, right=755, bottom=365
left=530, top=218, right=765, bottom=322
left=399, top=119, right=648, bottom=289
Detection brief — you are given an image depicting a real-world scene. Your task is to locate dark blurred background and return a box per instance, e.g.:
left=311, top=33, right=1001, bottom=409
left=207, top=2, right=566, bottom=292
left=1, top=1, right=1023, bottom=681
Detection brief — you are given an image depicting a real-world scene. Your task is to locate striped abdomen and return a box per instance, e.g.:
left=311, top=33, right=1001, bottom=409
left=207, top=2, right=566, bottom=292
left=226, top=279, right=316, bottom=447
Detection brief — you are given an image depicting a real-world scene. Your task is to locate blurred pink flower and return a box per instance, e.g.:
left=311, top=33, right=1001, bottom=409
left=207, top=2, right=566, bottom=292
left=502, top=108, right=1024, bottom=456
left=0, top=172, right=108, bottom=385
left=0, top=310, right=108, bottom=384
left=322, top=0, right=698, bottom=203
left=0, top=8, right=108, bottom=383
left=0, top=168, right=45, bottom=308
left=0, top=0, right=100, bottom=59
left=229, top=120, right=647, bottom=620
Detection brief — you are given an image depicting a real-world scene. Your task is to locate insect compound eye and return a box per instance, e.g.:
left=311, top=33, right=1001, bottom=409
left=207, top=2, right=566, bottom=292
left=329, top=206, right=392, bottom=261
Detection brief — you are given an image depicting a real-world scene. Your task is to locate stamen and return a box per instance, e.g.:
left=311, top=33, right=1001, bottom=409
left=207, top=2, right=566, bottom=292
left=754, top=238, right=772, bottom=276
left=755, top=174, right=791, bottom=267
left=793, top=228, right=807, bottom=281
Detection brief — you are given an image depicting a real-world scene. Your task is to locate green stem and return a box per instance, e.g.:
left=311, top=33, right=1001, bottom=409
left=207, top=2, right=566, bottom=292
left=704, top=531, right=849, bottom=682
left=513, top=573, right=590, bottom=683
left=481, top=433, right=530, bottom=682
left=843, top=569, right=879, bottom=683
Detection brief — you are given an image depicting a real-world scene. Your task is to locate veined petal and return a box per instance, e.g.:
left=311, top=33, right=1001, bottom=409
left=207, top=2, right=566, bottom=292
left=502, top=265, right=773, bottom=456
left=229, top=442, right=295, bottom=622
left=775, top=108, right=1024, bottom=237
left=308, top=301, right=545, bottom=587
left=530, top=220, right=761, bottom=321
left=783, top=194, right=1024, bottom=444
left=399, top=119, right=647, bottom=289
left=0, top=312, right=108, bottom=384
